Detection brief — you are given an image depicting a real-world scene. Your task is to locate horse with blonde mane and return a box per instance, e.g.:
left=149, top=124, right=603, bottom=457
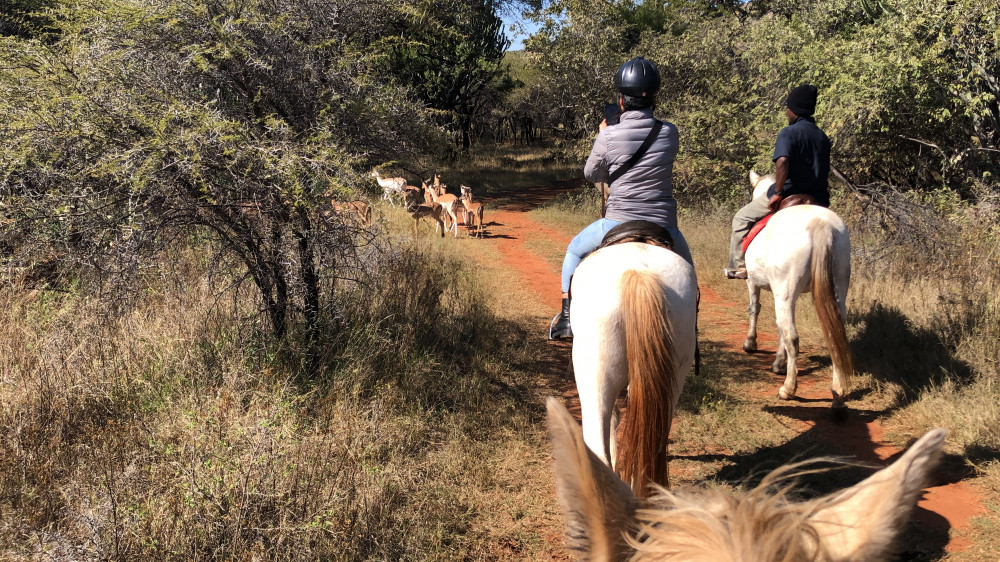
left=569, top=240, right=697, bottom=498
left=744, top=170, right=853, bottom=415
left=547, top=397, right=945, bottom=561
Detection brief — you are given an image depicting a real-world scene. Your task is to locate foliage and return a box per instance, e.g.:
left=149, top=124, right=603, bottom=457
left=519, top=0, right=1000, bottom=201
left=379, top=0, right=514, bottom=151
left=0, top=240, right=553, bottom=559
left=521, top=0, right=641, bottom=142
left=0, top=0, right=56, bottom=38
left=0, top=0, right=443, bottom=347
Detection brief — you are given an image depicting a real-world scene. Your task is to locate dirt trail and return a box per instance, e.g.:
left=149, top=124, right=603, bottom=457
left=479, top=182, right=984, bottom=557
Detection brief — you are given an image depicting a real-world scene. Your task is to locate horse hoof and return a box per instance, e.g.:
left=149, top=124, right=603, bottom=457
left=743, top=340, right=757, bottom=353
left=831, top=404, right=848, bottom=423
left=771, top=364, right=786, bottom=375
left=778, top=387, right=793, bottom=400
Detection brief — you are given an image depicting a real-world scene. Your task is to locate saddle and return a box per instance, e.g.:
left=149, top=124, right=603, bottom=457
left=741, top=194, right=818, bottom=253
left=598, top=220, right=674, bottom=251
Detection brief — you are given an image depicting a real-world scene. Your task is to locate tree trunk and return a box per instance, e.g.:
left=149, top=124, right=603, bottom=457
left=294, top=210, right=321, bottom=358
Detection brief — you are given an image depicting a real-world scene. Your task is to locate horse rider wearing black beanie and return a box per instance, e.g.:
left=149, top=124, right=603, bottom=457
left=723, top=84, right=832, bottom=279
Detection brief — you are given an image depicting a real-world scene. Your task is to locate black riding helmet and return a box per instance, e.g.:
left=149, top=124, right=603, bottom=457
left=614, top=57, right=660, bottom=98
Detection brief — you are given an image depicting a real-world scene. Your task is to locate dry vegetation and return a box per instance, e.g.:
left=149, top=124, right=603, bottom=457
left=3, top=143, right=998, bottom=559
left=0, top=227, right=565, bottom=558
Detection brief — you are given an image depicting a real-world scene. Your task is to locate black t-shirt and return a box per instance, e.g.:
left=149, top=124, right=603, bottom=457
left=771, top=117, right=831, bottom=207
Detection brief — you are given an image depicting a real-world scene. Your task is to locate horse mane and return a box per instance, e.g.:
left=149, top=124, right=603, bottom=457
left=631, top=461, right=863, bottom=561
left=807, top=218, right=854, bottom=396
left=617, top=269, right=677, bottom=498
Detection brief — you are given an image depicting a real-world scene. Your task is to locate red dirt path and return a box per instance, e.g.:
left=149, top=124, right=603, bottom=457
left=480, top=182, right=984, bottom=557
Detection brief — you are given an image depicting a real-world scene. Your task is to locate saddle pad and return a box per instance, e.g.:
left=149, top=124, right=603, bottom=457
left=741, top=213, right=775, bottom=253
left=598, top=220, right=674, bottom=251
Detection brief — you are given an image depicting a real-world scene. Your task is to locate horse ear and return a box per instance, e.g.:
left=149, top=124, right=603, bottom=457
left=749, top=170, right=761, bottom=185
left=807, top=428, right=946, bottom=560
left=547, top=397, right=639, bottom=560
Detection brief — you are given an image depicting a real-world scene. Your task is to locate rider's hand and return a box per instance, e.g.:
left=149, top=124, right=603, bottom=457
left=599, top=119, right=608, bottom=131
left=767, top=193, right=783, bottom=212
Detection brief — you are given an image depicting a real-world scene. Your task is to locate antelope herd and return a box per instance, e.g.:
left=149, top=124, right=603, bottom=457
left=328, top=168, right=487, bottom=238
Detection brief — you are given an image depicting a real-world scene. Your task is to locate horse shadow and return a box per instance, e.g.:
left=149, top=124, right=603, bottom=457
left=849, top=301, right=975, bottom=404
left=705, top=419, right=972, bottom=560
left=685, top=301, right=987, bottom=560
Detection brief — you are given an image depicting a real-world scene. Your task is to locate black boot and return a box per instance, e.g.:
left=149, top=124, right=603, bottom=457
left=548, top=297, right=573, bottom=340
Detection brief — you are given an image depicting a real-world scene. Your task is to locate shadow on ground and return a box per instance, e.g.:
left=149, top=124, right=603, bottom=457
left=851, top=301, right=975, bottom=397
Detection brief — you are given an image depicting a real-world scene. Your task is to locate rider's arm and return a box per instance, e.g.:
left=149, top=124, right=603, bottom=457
left=584, top=130, right=610, bottom=184
left=768, top=156, right=790, bottom=211
left=773, top=156, right=789, bottom=195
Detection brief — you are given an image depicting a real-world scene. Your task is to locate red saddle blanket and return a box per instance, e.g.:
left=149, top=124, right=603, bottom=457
left=741, top=213, right=775, bottom=253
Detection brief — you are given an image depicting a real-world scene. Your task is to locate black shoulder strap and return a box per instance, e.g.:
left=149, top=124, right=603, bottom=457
left=608, top=120, right=662, bottom=186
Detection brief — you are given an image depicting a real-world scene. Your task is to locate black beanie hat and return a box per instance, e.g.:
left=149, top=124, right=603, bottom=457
left=786, top=84, right=818, bottom=116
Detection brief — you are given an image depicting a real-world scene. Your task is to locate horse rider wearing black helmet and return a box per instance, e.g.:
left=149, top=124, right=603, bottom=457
left=549, top=57, right=694, bottom=340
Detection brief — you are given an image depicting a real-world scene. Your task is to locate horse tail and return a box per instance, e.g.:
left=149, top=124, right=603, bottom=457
left=809, top=219, right=854, bottom=395
left=617, top=269, right=676, bottom=498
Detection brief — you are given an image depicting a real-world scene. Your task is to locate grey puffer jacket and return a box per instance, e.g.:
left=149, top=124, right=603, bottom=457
left=584, top=108, right=679, bottom=229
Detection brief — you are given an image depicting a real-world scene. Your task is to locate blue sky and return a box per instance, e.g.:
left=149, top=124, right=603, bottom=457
left=501, top=11, right=541, bottom=51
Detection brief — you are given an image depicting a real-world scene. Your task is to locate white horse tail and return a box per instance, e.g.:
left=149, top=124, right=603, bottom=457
left=617, top=269, right=676, bottom=498
left=808, top=219, right=854, bottom=395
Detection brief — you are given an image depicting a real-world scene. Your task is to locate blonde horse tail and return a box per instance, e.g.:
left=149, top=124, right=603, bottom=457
left=617, top=269, right=676, bottom=499
left=809, top=219, right=854, bottom=396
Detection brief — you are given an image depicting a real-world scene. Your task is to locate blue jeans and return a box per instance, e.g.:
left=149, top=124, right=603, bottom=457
left=560, top=219, right=694, bottom=292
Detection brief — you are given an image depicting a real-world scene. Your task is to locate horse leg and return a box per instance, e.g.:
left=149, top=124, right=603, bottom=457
left=573, top=317, right=627, bottom=469
left=830, top=271, right=851, bottom=412
left=772, top=327, right=787, bottom=374
left=774, top=294, right=799, bottom=400
left=743, top=282, right=761, bottom=353
left=577, top=383, right=618, bottom=469
left=609, top=406, right=621, bottom=471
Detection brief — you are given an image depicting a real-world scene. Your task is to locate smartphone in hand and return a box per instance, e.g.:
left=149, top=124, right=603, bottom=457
left=604, top=103, right=620, bottom=126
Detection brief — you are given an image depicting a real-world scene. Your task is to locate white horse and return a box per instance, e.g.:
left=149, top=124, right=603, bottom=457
left=548, top=397, right=946, bottom=561
left=570, top=242, right=697, bottom=498
left=744, top=171, right=853, bottom=413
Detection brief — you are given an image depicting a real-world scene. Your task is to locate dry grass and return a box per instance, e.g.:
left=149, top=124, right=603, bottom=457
left=4, top=143, right=997, bottom=559
left=0, top=232, right=565, bottom=559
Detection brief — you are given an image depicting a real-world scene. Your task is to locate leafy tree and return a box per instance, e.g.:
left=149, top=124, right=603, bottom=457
left=524, top=0, right=648, bottom=141
left=518, top=0, right=999, bottom=200
left=382, top=0, right=513, bottom=150
left=0, top=0, right=442, bottom=351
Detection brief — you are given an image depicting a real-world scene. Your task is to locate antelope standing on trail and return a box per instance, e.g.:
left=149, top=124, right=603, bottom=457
left=432, top=173, right=447, bottom=197
left=459, top=185, right=484, bottom=238
left=404, top=190, right=444, bottom=238
left=423, top=183, right=460, bottom=237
